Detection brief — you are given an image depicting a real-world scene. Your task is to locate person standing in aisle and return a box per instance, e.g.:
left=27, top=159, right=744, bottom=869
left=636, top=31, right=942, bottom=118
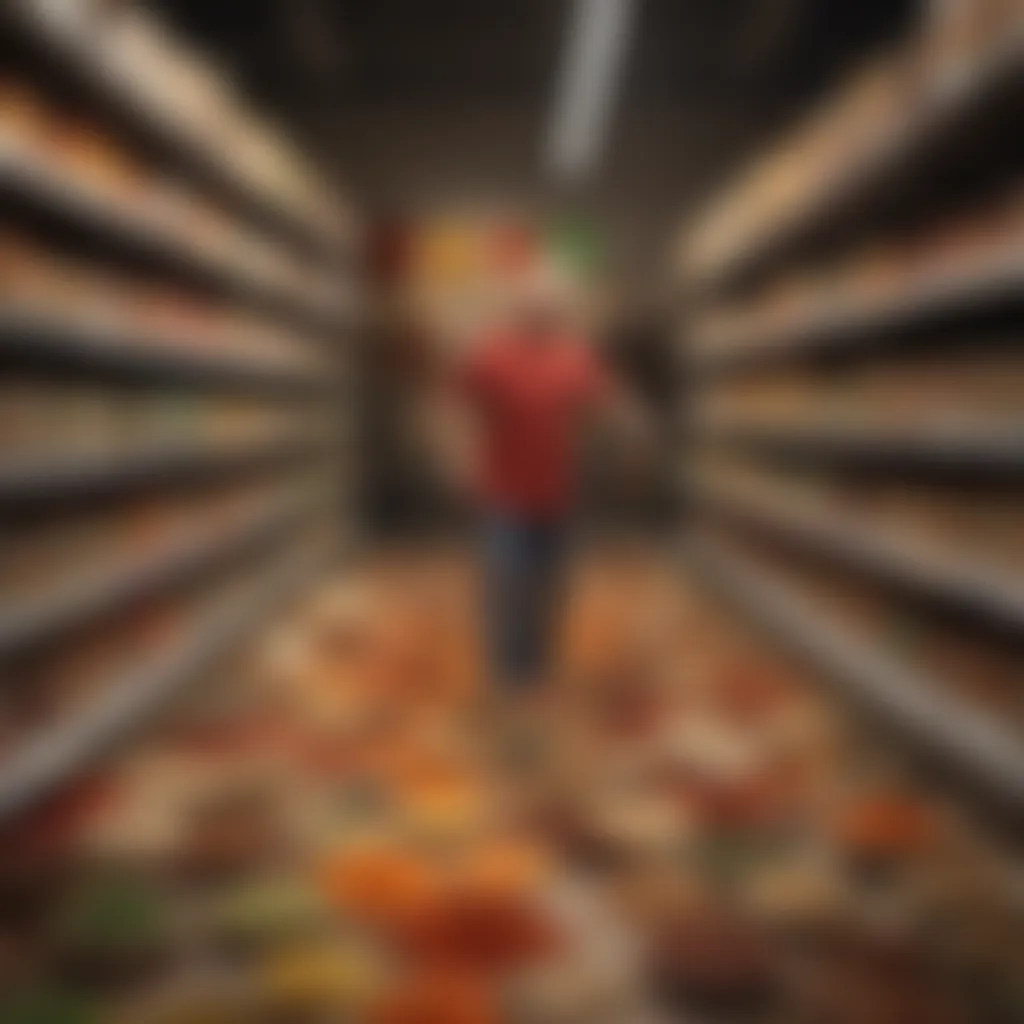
left=454, top=276, right=639, bottom=694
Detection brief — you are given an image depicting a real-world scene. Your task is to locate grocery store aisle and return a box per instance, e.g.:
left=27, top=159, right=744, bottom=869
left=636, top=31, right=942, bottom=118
left=5, top=0, right=1024, bottom=1019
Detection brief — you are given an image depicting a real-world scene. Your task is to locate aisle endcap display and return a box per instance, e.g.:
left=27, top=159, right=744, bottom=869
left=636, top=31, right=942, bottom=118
left=687, top=538, right=1024, bottom=815
left=0, top=545, right=323, bottom=822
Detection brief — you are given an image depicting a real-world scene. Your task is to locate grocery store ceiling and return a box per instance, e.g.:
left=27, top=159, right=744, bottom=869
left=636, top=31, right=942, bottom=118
left=153, top=0, right=918, bottom=281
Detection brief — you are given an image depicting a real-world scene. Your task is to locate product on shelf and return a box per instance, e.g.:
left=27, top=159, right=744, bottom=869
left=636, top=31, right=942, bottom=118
left=0, top=69, right=340, bottom=317
left=682, top=0, right=1024, bottom=287
left=0, top=228, right=321, bottom=372
left=709, top=526, right=1024, bottom=735
left=12, top=0, right=348, bottom=240
left=697, top=371, right=1003, bottom=436
left=0, top=472, right=319, bottom=620
left=0, top=16, right=350, bottom=1022
left=692, top=451, right=1024, bottom=581
left=0, top=373, right=320, bottom=466
left=693, top=184, right=1024, bottom=361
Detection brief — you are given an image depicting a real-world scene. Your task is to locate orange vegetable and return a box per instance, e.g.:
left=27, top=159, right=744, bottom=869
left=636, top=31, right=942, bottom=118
left=320, top=846, right=444, bottom=926
left=459, top=838, right=552, bottom=899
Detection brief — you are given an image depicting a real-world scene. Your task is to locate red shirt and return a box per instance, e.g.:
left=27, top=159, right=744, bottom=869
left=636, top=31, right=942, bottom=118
left=460, top=330, right=609, bottom=518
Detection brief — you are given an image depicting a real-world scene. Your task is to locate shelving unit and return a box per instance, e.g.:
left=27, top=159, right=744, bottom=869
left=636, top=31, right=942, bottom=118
left=678, top=5, right=1024, bottom=824
left=2, top=0, right=350, bottom=258
left=0, top=544, right=324, bottom=821
left=693, top=250, right=1024, bottom=378
left=688, top=538, right=1024, bottom=815
left=698, top=421, right=1024, bottom=475
left=0, top=145, right=339, bottom=336
left=0, top=494, right=318, bottom=658
left=685, top=29, right=1024, bottom=296
left=0, top=2, right=353, bottom=820
left=691, top=478, right=1024, bottom=633
left=0, top=435, right=321, bottom=507
left=0, top=313, right=330, bottom=397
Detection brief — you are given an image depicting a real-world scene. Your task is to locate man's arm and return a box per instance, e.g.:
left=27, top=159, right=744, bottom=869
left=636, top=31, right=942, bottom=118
left=583, top=347, right=655, bottom=449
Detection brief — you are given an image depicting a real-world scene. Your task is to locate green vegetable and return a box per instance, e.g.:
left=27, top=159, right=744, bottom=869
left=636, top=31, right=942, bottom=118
left=2, top=989, right=97, bottom=1024
left=56, top=874, right=169, bottom=958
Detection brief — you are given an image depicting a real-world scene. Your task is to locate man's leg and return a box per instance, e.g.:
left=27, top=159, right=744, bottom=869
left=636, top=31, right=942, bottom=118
left=481, top=514, right=534, bottom=689
left=520, top=519, right=568, bottom=690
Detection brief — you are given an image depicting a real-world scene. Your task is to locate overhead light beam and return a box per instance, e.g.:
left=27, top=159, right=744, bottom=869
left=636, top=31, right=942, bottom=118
left=545, top=0, right=638, bottom=182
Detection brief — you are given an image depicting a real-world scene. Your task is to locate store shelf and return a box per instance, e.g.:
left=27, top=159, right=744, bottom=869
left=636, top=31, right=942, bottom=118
left=692, top=479, right=1024, bottom=633
left=4, top=0, right=341, bottom=257
left=0, top=435, right=317, bottom=508
left=0, top=311, right=329, bottom=398
left=0, top=496, right=315, bottom=659
left=687, top=537, right=1024, bottom=815
left=692, top=250, right=1024, bottom=378
left=0, top=546, right=322, bottom=821
left=701, top=421, right=1024, bottom=475
left=695, top=39, right=1024, bottom=295
left=0, top=144, right=337, bottom=334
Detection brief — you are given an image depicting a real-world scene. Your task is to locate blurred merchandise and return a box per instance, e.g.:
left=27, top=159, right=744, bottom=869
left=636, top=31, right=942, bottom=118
left=4, top=0, right=1024, bottom=1021
left=1, top=558, right=1020, bottom=1021
left=680, top=0, right=1024, bottom=867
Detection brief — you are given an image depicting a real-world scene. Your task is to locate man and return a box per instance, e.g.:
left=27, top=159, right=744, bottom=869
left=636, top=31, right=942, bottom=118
left=455, top=278, right=634, bottom=692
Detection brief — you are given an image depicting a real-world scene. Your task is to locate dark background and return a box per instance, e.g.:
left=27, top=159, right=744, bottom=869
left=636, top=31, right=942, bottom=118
left=153, top=0, right=919, bottom=293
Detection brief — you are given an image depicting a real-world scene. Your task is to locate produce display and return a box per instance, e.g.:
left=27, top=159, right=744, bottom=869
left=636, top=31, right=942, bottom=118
left=3, top=556, right=1019, bottom=1022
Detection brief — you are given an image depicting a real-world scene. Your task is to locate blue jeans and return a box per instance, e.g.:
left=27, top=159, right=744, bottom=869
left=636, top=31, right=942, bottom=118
left=481, top=515, right=568, bottom=689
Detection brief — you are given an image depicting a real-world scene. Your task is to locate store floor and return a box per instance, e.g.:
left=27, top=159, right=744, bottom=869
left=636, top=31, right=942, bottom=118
left=8, top=548, right=1013, bottom=1023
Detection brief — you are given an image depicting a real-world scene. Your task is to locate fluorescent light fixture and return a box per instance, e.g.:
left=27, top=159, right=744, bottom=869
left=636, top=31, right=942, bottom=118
left=546, top=0, right=637, bottom=181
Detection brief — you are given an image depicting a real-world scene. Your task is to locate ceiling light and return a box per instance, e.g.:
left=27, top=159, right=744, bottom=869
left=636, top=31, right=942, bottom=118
left=545, top=0, right=638, bottom=182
